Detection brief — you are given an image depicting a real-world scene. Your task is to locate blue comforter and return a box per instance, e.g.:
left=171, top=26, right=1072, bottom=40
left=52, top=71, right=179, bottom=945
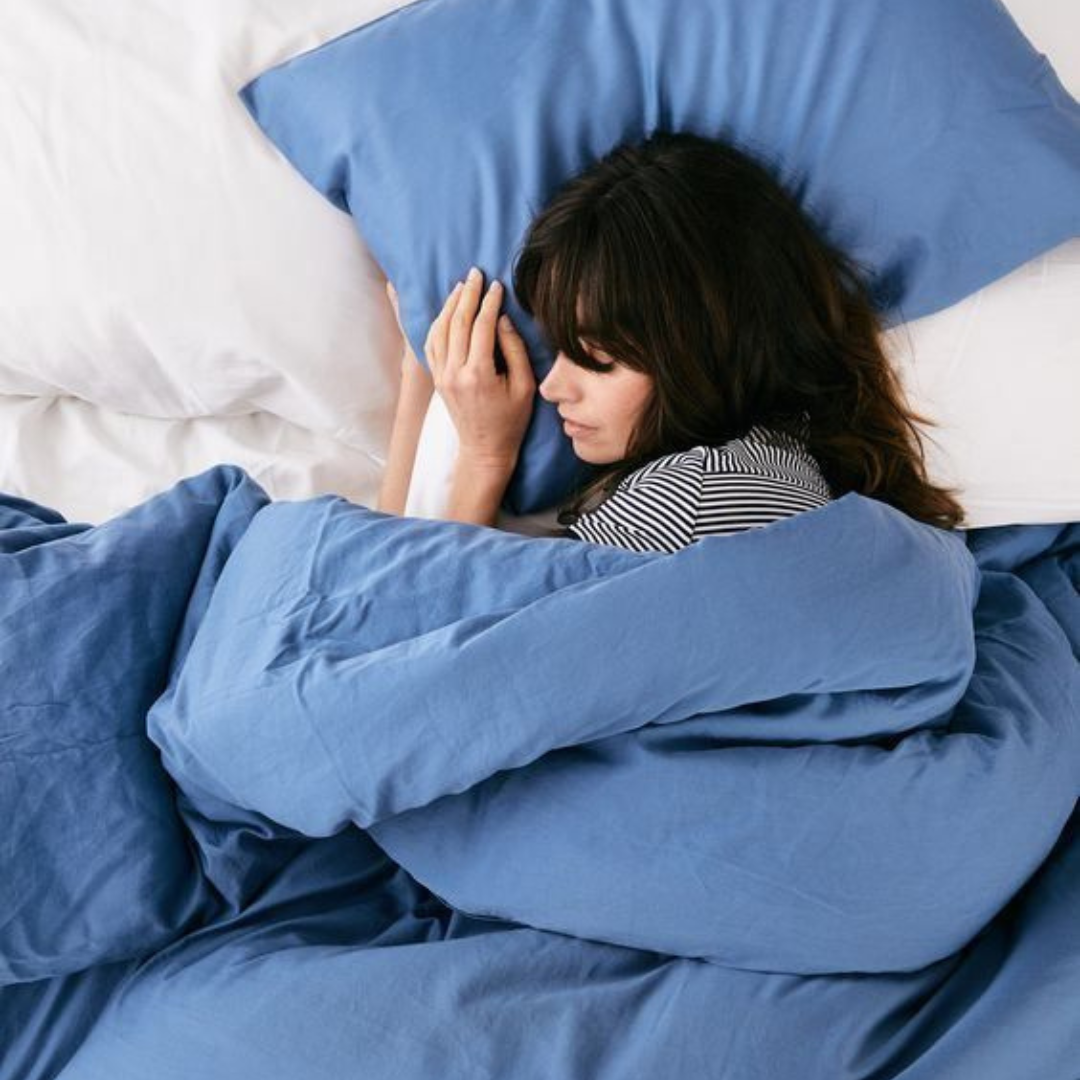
left=2, top=465, right=1077, bottom=1079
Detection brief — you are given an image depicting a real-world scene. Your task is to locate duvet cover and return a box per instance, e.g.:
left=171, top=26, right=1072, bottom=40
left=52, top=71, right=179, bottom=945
left=1, top=464, right=1077, bottom=1079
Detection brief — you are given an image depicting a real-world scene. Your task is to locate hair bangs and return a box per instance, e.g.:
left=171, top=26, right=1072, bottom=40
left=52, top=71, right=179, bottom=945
left=514, top=206, right=640, bottom=372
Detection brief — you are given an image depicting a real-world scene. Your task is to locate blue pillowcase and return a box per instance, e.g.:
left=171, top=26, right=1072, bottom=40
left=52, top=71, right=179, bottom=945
left=238, top=0, right=1080, bottom=516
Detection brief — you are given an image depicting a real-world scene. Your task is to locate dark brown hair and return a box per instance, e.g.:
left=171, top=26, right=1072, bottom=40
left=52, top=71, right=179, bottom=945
left=511, top=128, right=966, bottom=531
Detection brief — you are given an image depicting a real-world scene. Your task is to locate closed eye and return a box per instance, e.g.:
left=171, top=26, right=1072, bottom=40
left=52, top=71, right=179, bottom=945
left=578, top=339, right=617, bottom=372
left=578, top=355, right=616, bottom=374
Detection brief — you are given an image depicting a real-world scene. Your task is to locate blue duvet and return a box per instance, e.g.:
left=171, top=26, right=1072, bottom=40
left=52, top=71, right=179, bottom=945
left=1, top=465, right=1077, bottom=1079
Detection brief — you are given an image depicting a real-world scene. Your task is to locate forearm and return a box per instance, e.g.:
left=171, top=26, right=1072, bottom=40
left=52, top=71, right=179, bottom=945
left=444, top=454, right=515, bottom=528
left=377, top=352, right=435, bottom=515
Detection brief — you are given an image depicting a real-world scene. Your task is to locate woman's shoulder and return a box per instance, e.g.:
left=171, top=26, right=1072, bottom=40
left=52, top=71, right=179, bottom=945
left=615, top=421, right=832, bottom=507
left=619, top=419, right=816, bottom=486
left=714, top=418, right=827, bottom=474
left=566, top=448, right=705, bottom=554
left=618, top=444, right=710, bottom=493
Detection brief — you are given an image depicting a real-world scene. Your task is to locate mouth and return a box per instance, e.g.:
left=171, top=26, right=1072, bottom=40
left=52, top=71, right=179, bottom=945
left=561, top=418, right=595, bottom=436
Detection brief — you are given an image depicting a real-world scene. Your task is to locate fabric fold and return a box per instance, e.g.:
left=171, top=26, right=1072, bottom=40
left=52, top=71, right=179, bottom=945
left=145, top=487, right=1078, bottom=974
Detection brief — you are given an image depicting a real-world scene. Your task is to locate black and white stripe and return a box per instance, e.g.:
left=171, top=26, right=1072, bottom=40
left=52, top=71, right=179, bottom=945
left=566, top=423, right=834, bottom=555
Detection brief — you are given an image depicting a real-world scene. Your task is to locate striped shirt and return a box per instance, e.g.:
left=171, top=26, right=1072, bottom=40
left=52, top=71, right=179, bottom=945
left=565, top=422, right=833, bottom=555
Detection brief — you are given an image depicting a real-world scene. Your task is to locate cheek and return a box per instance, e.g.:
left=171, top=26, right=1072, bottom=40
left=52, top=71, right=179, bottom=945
left=616, top=379, right=653, bottom=423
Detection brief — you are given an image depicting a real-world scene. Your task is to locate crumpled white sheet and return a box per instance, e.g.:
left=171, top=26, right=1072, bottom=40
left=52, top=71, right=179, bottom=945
left=0, top=393, right=558, bottom=537
left=0, top=395, right=383, bottom=524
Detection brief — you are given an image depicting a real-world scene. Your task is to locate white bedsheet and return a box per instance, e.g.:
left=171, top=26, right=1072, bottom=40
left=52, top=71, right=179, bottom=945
left=0, top=395, right=383, bottom=524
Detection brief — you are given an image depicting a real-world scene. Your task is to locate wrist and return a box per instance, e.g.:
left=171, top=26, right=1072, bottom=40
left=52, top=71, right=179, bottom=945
left=444, top=453, right=515, bottom=527
left=456, top=447, right=518, bottom=477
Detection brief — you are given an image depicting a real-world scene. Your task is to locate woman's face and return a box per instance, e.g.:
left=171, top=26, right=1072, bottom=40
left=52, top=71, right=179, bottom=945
left=537, top=342, right=655, bottom=464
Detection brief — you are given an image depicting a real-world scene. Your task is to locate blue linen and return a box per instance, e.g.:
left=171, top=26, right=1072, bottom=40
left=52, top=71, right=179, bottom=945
left=1, top=465, right=1078, bottom=1079
left=237, top=0, right=1080, bottom=514
left=0, top=467, right=266, bottom=985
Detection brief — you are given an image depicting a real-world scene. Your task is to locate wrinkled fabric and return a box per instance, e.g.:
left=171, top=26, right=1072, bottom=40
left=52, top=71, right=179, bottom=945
left=1, top=465, right=1077, bottom=1080
left=0, top=466, right=267, bottom=986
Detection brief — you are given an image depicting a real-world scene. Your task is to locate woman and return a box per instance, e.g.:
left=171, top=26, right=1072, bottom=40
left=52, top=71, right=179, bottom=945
left=377, top=129, right=965, bottom=552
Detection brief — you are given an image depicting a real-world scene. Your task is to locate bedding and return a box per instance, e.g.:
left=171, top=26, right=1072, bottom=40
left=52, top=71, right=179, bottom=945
left=885, top=236, right=1080, bottom=527
left=0, top=0, right=411, bottom=449
left=0, top=395, right=383, bottom=524
left=238, top=0, right=1080, bottom=515
left=1007, top=0, right=1080, bottom=96
left=2, top=466, right=1077, bottom=1078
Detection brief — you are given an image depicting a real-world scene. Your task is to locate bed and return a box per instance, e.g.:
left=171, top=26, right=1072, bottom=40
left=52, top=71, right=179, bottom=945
left=1, top=2, right=1078, bottom=1078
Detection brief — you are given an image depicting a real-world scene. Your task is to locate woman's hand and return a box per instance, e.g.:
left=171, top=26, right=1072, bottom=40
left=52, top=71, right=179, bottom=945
left=423, top=266, right=536, bottom=471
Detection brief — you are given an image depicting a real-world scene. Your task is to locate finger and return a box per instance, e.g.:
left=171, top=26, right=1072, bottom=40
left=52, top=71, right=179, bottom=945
left=449, top=267, right=485, bottom=368
left=433, top=280, right=465, bottom=377
left=497, top=314, right=536, bottom=391
left=426, top=281, right=464, bottom=379
left=467, top=279, right=504, bottom=375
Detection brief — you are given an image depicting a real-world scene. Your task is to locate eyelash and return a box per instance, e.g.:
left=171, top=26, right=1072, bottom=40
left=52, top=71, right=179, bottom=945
left=579, top=344, right=615, bottom=371
left=579, top=355, right=615, bottom=374
left=544, top=330, right=617, bottom=372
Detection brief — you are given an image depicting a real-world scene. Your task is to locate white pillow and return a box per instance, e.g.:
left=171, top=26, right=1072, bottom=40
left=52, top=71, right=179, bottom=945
left=0, top=0, right=411, bottom=457
left=408, top=238, right=1080, bottom=533
left=884, top=238, right=1080, bottom=528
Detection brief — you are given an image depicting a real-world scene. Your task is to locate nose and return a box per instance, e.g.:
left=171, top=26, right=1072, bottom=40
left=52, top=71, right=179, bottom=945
left=538, top=351, right=573, bottom=404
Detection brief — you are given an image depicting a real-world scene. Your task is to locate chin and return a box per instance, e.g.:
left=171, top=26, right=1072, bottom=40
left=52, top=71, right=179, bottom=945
left=572, top=443, right=617, bottom=466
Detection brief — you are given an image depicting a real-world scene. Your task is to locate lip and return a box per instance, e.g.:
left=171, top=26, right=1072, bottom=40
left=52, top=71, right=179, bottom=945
left=560, top=414, right=595, bottom=429
left=562, top=419, right=595, bottom=436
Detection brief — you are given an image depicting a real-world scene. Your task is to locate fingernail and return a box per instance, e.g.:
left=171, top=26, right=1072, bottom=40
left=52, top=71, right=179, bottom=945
left=468, top=266, right=481, bottom=283
left=488, top=280, right=502, bottom=294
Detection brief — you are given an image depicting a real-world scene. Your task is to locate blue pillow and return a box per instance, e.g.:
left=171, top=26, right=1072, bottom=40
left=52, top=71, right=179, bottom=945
left=238, top=0, right=1080, bottom=516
